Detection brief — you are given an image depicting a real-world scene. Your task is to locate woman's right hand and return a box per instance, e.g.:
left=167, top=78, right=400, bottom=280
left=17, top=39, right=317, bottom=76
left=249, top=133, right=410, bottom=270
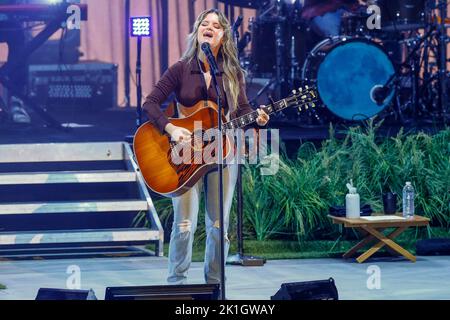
left=165, top=123, right=192, bottom=143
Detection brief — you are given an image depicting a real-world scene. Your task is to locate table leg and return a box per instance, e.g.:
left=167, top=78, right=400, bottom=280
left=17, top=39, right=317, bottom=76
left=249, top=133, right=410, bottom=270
left=360, top=228, right=401, bottom=257
left=356, top=226, right=415, bottom=263
left=343, top=228, right=379, bottom=259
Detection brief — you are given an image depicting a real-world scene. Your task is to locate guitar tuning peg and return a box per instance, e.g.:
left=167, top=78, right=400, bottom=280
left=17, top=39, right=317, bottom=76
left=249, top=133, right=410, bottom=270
left=298, top=106, right=302, bottom=112
left=305, top=85, right=309, bottom=90
left=292, top=89, right=297, bottom=94
left=299, top=87, right=303, bottom=92
left=309, top=102, right=316, bottom=108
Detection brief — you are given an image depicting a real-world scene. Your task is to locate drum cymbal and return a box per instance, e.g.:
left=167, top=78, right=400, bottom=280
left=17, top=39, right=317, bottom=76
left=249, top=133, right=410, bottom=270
left=217, top=0, right=267, bottom=9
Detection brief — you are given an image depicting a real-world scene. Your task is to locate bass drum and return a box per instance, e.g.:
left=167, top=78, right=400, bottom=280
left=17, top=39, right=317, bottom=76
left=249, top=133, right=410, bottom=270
left=301, top=36, right=395, bottom=121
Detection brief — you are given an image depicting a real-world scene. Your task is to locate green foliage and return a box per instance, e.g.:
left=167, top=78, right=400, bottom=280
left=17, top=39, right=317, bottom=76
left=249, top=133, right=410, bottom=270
left=240, top=123, right=450, bottom=241
left=239, top=163, right=286, bottom=241
left=147, top=124, right=450, bottom=243
left=155, top=227, right=450, bottom=261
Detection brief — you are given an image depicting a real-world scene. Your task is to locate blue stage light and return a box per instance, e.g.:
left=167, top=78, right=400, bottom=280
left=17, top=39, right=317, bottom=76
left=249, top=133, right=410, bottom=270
left=130, top=17, right=152, bottom=37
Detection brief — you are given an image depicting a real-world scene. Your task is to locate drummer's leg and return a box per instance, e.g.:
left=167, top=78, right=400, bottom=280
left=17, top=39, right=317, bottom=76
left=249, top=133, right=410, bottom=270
left=0, top=21, right=30, bottom=124
left=310, top=8, right=346, bottom=38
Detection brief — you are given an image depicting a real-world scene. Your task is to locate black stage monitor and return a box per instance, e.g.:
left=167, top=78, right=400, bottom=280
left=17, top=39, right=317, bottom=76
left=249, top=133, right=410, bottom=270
left=271, top=278, right=338, bottom=300
left=105, top=284, right=220, bottom=300
left=35, top=288, right=97, bottom=300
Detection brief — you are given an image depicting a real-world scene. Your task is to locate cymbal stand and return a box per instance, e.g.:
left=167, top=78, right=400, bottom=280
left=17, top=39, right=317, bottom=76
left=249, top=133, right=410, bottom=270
left=274, top=0, right=286, bottom=99
left=248, top=1, right=286, bottom=107
left=437, top=0, right=449, bottom=121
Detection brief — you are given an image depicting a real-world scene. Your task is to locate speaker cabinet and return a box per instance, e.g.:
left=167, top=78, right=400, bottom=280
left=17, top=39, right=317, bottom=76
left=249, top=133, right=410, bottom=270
left=35, top=288, right=97, bottom=300
left=105, top=284, right=220, bottom=300
left=271, top=278, right=338, bottom=300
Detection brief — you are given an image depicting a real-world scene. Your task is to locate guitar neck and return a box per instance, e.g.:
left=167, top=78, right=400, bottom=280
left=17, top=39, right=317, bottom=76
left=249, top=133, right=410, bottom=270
left=223, top=92, right=313, bottom=130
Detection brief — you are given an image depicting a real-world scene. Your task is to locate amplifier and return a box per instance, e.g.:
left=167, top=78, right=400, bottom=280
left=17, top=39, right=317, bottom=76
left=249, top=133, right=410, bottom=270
left=28, top=62, right=118, bottom=110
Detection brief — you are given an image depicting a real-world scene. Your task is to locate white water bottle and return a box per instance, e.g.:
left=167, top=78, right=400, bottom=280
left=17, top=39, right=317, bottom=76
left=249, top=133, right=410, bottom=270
left=402, top=182, right=415, bottom=218
left=346, top=181, right=360, bottom=219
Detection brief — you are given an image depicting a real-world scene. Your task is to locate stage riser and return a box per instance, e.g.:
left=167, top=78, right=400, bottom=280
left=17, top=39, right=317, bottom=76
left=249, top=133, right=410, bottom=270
left=0, top=142, right=126, bottom=163
left=0, top=230, right=159, bottom=246
left=0, top=142, right=164, bottom=257
left=0, top=161, right=127, bottom=173
left=0, top=212, right=145, bottom=232
left=0, top=171, right=136, bottom=184
left=0, top=183, right=142, bottom=202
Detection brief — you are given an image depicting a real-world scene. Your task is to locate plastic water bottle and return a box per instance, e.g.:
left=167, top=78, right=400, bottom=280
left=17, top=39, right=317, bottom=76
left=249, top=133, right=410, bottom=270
left=402, top=182, right=415, bottom=218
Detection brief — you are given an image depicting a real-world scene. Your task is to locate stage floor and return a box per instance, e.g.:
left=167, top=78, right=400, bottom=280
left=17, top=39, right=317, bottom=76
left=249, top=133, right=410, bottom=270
left=1, top=253, right=449, bottom=300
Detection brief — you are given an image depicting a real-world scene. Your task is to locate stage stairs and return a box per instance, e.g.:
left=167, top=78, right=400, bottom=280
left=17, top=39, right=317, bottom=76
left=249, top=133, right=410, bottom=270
left=0, top=142, right=164, bottom=258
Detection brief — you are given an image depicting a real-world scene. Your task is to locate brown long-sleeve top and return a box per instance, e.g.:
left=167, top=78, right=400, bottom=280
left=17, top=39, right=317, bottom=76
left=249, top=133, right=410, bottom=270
left=142, top=53, right=254, bottom=133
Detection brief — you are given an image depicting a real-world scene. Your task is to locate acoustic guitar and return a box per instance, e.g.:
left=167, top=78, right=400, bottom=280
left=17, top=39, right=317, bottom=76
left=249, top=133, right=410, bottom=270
left=133, top=85, right=318, bottom=197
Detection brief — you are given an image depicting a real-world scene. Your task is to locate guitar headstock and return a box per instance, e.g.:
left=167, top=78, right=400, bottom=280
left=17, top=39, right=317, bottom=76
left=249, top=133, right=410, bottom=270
left=288, top=85, right=319, bottom=112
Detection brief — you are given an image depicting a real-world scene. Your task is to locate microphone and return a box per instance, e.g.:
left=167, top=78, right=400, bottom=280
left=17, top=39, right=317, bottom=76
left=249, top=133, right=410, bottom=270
left=370, top=84, right=392, bottom=106
left=201, top=42, right=219, bottom=75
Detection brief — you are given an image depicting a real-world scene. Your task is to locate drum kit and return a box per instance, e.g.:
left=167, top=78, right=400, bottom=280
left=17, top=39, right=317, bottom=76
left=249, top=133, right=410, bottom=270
left=221, top=0, right=450, bottom=125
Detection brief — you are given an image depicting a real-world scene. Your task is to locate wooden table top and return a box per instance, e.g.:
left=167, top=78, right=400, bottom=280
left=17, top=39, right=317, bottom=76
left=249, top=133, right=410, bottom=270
left=328, top=214, right=430, bottom=228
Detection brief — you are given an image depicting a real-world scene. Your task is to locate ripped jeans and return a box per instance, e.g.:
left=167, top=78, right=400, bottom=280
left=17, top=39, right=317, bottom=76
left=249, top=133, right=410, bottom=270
left=167, top=163, right=238, bottom=284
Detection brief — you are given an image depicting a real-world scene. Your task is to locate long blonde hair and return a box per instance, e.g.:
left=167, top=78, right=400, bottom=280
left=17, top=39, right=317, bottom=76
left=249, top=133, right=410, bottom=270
left=182, top=9, right=244, bottom=110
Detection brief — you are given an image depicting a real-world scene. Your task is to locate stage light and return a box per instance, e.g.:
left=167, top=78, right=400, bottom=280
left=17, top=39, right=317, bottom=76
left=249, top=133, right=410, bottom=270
left=129, top=16, right=152, bottom=128
left=130, top=17, right=152, bottom=37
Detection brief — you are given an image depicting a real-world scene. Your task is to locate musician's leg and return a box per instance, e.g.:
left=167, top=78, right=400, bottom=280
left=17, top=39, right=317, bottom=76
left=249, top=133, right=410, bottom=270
left=3, top=22, right=27, bottom=95
left=0, top=21, right=30, bottom=123
left=310, top=9, right=345, bottom=38
left=203, top=163, right=238, bottom=284
left=167, top=180, right=203, bottom=284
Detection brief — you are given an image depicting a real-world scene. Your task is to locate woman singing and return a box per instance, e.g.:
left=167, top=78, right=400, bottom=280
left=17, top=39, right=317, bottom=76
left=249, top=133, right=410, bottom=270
left=143, top=8, right=269, bottom=285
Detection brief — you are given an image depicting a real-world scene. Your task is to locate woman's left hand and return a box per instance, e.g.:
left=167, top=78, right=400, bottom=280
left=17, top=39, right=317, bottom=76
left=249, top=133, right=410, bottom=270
left=256, top=106, right=270, bottom=126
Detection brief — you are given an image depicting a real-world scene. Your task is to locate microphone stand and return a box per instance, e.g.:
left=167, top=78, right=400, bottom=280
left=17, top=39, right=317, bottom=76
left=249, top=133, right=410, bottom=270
left=205, top=51, right=226, bottom=300
left=375, top=25, right=435, bottom=116
left=437, top=0, right=449, bottom=121
left=136, top=36, right=143, bottom=127
left=227, top=18, right=266, bottom=268
left=124, top=35, right=143, bottom=144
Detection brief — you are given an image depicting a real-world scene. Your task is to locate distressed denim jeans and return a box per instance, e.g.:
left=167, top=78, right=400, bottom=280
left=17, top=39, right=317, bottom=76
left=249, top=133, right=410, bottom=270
left=167, top=163, right=238, bottom=284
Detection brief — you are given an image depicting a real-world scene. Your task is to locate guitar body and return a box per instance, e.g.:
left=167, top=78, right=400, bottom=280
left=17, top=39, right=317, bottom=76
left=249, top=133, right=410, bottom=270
left=133, top=102, right=231, bottom=197
left=133, top=86, right=318, bottom=197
